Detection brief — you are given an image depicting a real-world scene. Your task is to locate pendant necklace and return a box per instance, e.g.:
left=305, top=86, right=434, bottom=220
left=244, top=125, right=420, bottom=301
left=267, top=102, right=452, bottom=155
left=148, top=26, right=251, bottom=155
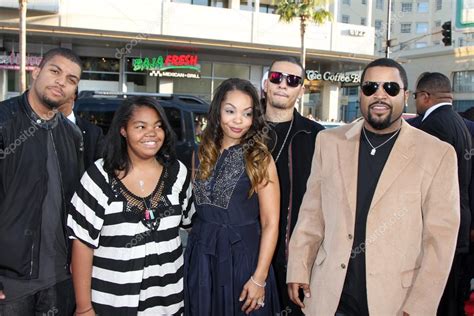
left=274, top=117, right=294, bottom=163
left=362, top=127, right=401, bottom=156
left=139, top=180, right=155, bottom=220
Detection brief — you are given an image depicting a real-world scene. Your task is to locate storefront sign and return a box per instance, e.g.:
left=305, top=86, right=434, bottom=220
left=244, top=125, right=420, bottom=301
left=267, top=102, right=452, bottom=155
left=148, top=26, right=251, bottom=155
left=0, top=51, right=43, bottom=71
left=149, top=70, right=201, bottom=79
left=306, top=70, right=360, bottom=83
left=348, top=29, right=366, bottom=37
left=132, top=54, right=200, bottom=72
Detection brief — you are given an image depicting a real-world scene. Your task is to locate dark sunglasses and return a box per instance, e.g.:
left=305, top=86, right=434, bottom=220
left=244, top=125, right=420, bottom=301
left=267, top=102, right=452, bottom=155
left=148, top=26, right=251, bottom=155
left=361, top=81, right=403, bottom=97
left=268, top=71, right=303, bottom=88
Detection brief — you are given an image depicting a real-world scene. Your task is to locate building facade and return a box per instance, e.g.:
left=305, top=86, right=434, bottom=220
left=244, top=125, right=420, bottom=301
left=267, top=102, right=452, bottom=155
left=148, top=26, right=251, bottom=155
left=336, top=0, right=474, bottom=114
left=0, top=0, right=376, bottom=121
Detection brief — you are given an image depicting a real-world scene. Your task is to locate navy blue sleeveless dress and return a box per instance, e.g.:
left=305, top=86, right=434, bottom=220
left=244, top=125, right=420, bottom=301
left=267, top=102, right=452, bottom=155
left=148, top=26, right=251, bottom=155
left=184, top=145, right=280, bottom=315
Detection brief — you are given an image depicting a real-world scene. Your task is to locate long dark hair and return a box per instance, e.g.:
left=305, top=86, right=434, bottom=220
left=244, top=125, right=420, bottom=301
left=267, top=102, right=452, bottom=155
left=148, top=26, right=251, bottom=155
left=197, top=78, right=271, bottom=196
left=102, top=96, right=176, bottom=177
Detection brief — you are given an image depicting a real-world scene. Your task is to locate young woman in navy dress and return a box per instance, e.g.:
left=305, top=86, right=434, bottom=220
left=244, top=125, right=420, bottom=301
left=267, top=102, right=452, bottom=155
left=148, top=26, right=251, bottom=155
left=184, top=78, right=280, bottom=315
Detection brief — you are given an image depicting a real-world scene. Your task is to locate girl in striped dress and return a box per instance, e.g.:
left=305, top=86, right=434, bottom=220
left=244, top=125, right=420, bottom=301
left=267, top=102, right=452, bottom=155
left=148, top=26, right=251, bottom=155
left=68, top=96, right=194, bottom=315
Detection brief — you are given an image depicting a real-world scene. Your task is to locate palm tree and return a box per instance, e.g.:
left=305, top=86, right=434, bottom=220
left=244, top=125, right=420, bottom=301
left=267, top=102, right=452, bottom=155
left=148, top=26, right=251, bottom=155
left=275, top=0, right=332, bottom=68
left=19, top=0, right=28, bottom=93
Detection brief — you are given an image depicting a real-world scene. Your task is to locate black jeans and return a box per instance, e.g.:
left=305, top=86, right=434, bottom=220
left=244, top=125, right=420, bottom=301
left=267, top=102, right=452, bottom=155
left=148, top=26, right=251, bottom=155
left=0, top=278, right=75, bottom=316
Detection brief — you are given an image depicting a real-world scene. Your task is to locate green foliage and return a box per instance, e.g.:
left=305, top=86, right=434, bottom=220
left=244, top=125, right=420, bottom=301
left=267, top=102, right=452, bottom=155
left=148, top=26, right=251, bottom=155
left=275, top=0, right=332, bottom=24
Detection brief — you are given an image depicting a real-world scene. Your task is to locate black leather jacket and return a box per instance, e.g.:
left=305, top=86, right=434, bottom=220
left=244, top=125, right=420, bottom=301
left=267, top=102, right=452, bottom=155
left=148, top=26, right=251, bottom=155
left=0, top=92, right=83, bottom=282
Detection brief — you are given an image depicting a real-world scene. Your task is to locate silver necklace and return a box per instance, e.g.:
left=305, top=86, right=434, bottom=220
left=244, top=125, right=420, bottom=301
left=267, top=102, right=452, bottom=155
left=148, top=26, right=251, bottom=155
left=362, top=127, right=400, bottom=156
left=274, top=117, right=294, bottom=163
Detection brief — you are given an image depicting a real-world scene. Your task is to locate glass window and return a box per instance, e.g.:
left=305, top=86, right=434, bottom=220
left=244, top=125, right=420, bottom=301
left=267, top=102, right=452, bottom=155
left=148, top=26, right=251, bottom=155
left=436, top=0, right=442, bottom=10
left=259, top=4, right=276, bottom=13
left=172, top=0, right=227, bottom=7
left=362, top=0, right=367, bottom=4
left=214, top=63, right=250, bottom=79
left=163, top=107, right=183, bottom=141
left=435, top=20, right=441, bottom=27
left=81, top=72, right=119, bottom=81
left=342, top=15, right=350, bottom=23
left=173, top=77, right=212, bottom=102
left=417, top=1, right=428, bottom=12
left=400, top=43, right=410, bottom=50
left=433, top=40, right=441, bottom=45
left=454, top=100, right=474, bottom=112
left=200, top=62, right=212, bottom=77
left=375, top=20, right=383, bottom=30
left=343, top=86, right=358, bottom=95
left=376, top=0, right=383, bottom=9
left=7, top=70, right=32, bottom=92
left=210, top=0, right=228, bottom=8
left=343, top=0, right=350, bottom=5
left=415, top=41, right=428, bottom=48
left=82, top=57, right=120, bottom=72
left=401, top=2, right=412, bottom=12
left=416, top=22, right=428, bottom=33
left=125, top=73, right=147, bottom=86
left=401, top=23, right=411, bottom=33
left=361, top=17, right=366, bottom=25
left=453, top=71, right=474, bottom=93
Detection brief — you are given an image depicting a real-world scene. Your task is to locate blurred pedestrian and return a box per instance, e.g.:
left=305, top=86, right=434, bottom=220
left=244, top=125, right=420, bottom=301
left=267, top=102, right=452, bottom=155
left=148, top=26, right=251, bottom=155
left=58, top=89, right=104, bottom=170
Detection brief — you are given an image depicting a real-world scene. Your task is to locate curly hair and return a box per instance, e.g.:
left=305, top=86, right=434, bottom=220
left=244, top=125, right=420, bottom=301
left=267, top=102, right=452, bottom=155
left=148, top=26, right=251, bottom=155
left=197, top=78, right=271, bottom=196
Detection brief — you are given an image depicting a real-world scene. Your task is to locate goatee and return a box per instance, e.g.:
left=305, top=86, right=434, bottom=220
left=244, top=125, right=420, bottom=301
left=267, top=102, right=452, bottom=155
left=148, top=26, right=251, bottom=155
left=367, top=110, right=392, bottom=130
left=41, top=95, right=61, bottom=110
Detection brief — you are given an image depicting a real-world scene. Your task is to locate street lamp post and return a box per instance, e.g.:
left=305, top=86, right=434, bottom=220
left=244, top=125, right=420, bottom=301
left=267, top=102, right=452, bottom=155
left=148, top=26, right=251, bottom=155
left=385, top=0, right=392, bottom=58
left=19, top=0, right=28, bottom=93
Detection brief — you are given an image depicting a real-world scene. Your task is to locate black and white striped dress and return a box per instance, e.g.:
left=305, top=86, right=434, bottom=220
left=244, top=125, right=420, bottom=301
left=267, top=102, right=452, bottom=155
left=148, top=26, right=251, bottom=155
left=67, top=159, right=194, bottom=315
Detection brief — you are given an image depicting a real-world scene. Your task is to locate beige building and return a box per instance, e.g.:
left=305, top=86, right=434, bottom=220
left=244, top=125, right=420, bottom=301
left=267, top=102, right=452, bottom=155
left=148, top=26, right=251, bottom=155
left=0, top=0, right=376, bottom=121
left=335, top=0, right=474, bottom=115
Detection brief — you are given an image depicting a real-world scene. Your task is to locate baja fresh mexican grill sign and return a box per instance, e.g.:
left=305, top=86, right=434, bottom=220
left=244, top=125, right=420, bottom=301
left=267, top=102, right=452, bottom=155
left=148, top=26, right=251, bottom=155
left=132, top=54, right=200, bottom=78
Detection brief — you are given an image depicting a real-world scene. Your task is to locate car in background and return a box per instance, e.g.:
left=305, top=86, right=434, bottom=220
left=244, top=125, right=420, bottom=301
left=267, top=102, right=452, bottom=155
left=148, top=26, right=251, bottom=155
left=75, top=91, right=209, bottom=169
left=402, top=113, right=417, bottom=120
left=319, top=121, right=346, bottom=129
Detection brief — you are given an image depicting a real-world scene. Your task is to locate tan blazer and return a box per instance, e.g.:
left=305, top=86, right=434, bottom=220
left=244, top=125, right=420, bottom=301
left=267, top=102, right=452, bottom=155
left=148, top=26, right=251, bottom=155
left=287, top=119, right=460, bottom=316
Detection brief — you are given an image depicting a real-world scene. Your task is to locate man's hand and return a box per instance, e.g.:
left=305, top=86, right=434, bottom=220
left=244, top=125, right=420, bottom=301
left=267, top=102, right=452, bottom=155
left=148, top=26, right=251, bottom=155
left=0, top=290, right=5, bottom=300
left=288, top=283, right=311, bottom=308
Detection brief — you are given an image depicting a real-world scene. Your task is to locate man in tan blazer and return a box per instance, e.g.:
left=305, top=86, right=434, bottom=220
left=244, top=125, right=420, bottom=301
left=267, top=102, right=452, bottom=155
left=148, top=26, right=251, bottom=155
left=287, top=58, right=460, bottom=316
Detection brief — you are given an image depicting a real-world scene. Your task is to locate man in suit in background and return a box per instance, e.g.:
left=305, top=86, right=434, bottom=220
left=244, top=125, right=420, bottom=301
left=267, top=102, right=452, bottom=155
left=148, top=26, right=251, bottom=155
left=58, top=89, right=103, bottom=170
left=414, top=72, right=472, bottom=315
left=287, top=58, right=460, bottom=315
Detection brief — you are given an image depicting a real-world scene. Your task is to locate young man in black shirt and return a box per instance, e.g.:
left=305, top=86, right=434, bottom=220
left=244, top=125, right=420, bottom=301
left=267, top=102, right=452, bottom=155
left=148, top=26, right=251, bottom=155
left=263, top=57, right=324, bottom=315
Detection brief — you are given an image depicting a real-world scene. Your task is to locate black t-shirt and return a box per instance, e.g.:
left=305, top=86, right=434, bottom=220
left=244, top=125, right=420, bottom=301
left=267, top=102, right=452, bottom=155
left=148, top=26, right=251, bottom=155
left=268, top=120, right=293, bottom=266
left=337, top=127, right=400, bottom=316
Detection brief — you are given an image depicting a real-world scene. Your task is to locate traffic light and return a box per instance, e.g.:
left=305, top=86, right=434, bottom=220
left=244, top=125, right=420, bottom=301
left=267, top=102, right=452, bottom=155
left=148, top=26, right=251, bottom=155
left=441, top=21, right=452, bottom=46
